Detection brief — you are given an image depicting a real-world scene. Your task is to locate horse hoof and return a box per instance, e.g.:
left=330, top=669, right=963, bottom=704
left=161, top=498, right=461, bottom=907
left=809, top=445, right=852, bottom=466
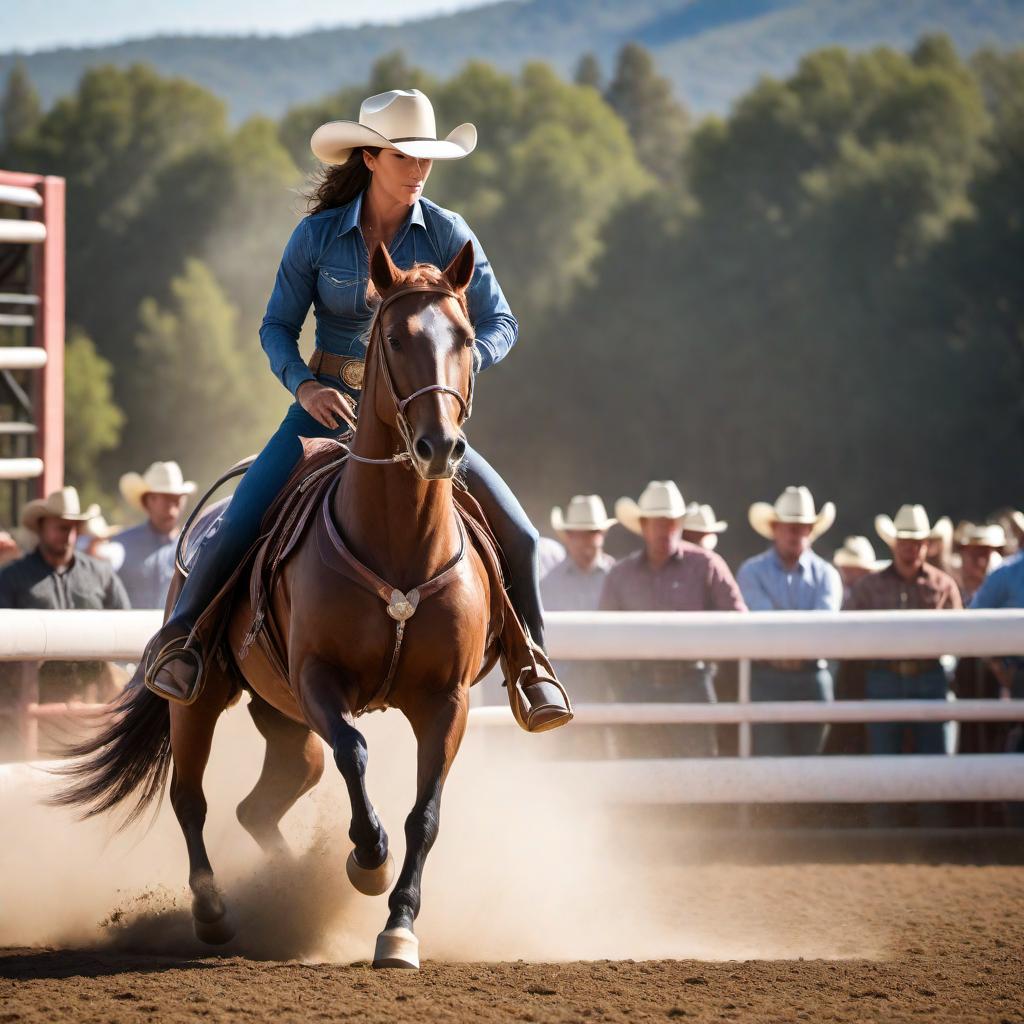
left=373, top=927, right=419, bottom=969
left=194, top=912, right=235, bottom=946
left=346, top=849, right=395, bottom=896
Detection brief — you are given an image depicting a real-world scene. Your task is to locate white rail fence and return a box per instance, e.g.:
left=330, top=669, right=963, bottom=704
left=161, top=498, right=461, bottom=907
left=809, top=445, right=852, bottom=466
left=1, top=609, right=1023, bottom=803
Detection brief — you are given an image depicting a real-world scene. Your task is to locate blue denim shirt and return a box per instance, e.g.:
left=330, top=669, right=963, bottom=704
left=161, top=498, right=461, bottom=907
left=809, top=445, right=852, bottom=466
left=259, top=189, right=518, bottom=398
left=737, top=547, right=843, bottom=612
left=970, top=555, right=1024, bottom=610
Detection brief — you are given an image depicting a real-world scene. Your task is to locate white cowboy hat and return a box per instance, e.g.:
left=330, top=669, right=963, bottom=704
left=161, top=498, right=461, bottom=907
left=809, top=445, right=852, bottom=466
left=1010, top=509, right=1024, bottom=538
left=21, top=486, right=100, bottom=534
left=875, top=504, right=932, bottom=544
left=614, top=481, right=687, bottom=535
left=929, top=516, right=953, bottom=544
left=119, top=461, right=196, bottom=511
left=833, top=535, right=882, bottom=571
left=82, top=513, right=123, bottom=540
left=681, top=502, right=728, bottom=534
left=748, top=486, right=836, bottom=542
left=956, top=522, right=1008, bottom=550
left=310, top=89, right=477, bottom=166
left=550, top=495, right=616, bottom=533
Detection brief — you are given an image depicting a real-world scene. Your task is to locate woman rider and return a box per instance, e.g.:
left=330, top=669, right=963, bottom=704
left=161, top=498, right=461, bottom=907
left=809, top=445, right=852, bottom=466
left=144, top=88, right=572, bottom=730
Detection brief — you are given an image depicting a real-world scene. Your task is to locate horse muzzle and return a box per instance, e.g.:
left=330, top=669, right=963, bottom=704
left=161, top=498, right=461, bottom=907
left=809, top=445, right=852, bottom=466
left=411, top=430, right=467, bottom=480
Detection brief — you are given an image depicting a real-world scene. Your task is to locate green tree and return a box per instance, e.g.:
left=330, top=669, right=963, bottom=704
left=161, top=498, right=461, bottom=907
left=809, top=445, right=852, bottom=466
left=63, top=327, right=125, bottom=508
left=0, top=61, right=41, bottom=155
left=604, top=42, right=689, bottom=185
left=574, top=53, right=603, bottom=91
left=127, top=259, right=274, bottom=489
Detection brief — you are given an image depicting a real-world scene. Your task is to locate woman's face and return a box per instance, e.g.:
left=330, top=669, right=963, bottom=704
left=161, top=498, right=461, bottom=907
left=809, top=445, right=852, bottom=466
left=363, top=148, right=432, bottom=207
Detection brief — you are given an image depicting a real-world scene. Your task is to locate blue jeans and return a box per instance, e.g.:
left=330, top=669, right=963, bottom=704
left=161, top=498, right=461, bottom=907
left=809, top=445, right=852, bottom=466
left=750, top=664, right=833, bottom=757
left=173, top=393, right=544, bottom=642
left=864, top=667, right=948, bottom=755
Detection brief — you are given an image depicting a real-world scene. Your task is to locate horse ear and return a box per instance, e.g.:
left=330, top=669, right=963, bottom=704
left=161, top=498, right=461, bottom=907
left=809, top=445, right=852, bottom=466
left=368, top=241, right=401, bottom=295
left=442, top=238, right=475, bottom=293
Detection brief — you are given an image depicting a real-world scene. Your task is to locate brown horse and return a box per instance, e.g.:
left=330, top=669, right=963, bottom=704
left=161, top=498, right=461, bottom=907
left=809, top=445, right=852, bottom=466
left=56, top=239, right=499, bottom=969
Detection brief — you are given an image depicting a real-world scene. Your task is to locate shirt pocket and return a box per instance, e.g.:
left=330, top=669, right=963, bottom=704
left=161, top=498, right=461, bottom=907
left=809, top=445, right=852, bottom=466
left=316, top=267, right=369, bottom=317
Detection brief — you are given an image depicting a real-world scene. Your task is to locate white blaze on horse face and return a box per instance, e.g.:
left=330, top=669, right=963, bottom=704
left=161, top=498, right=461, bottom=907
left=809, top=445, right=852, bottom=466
left=406, top=305, right=467, bottom=426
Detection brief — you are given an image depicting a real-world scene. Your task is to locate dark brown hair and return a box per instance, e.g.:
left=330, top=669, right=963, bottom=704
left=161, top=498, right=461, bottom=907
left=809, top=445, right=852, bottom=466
left=305, top=147, right=381, bottom=215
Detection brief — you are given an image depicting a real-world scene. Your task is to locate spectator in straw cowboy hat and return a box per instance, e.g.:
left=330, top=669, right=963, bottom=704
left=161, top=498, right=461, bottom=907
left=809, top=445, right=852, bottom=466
left=113, top=460, right=196, bottom=609
left=0, top=486, right=129, bottom=611
left=599, top=481, right=746, bottom=757
left=737, top=486, right=842, bottom=757
left=833, top=535, right=884, bottom=603
left=846, top=504, right=961, bottom=756
left=953, top=522, right=1006, bottom=604
left=542, top=495, right=617, bottom=612
left=925, top=515, right=954, bottom=575
left=681, top=502, right=727, bottom=552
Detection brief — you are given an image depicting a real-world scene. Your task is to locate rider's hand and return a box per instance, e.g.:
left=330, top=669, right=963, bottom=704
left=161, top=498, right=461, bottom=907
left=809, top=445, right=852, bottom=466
left=297, top=380, right=356, bottom=430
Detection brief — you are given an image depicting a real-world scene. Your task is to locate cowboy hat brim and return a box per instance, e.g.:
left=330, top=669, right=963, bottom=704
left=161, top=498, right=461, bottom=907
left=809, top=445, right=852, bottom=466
left=119, top=471, right=197, bottom=512
left=749, top=501, right=836, bottom=542
left=875, top=513, right=929, bottom=545
left=550, top=507, right=616, bottom=533
left=683, top=520, right=728, bottom=534
left=833, top=550, right=882, bottom=570
left=614, top=497, right=687, bottom=536
left=311, top=121, right=478, bottom=165
left=21, top=501, right=101, bottom=533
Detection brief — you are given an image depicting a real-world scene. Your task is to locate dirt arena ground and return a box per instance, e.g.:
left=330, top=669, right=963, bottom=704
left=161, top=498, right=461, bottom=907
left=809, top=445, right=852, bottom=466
left=3, top=863, right=1023, bottom=1023
left=2, top=704, right=1022, bottom=1022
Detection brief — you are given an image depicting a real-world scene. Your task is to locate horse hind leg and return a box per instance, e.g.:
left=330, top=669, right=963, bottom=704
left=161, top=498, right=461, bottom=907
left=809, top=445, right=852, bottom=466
left=236, top=692, right=325, bottom=856
left=169, top=666, right=237, bottom=945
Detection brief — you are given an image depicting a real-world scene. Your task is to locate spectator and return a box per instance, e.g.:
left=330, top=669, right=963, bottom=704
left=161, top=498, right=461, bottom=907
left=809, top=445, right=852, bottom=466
left=0, top=487, right=129, bottom=611
left=738, top=486, right=842, bottom=756
left=600, top=480, right=747, bottom=757
left=833, top=535, right=884, bottom=603
left=78, top=514, right=125, bottom=569
left=953, top=523, right=1006, bottom=604
left=0, top=529, right=21, bottom=565
left=926, top=515, right=954, bottom=575
left=681, top=502, right=727, bottom=551
left=0, top=486, right=130, bottom=707
left=112, top=460, right=195, bottom=609
left=538, top=536, right=566, bottom=579
left=542, top=495, right=617, bottom=611
left=847, top=505, right=961, bottom=789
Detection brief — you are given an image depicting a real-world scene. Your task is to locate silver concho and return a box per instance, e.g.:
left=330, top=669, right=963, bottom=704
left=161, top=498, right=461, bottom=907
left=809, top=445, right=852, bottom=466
left=341, top=359, right=365, bottom=390
left=387, top=588, right=420, bottom=621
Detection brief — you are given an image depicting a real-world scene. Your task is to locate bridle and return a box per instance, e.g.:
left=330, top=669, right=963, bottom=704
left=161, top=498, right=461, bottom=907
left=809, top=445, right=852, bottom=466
left=348, top=282, right=475, bottom=468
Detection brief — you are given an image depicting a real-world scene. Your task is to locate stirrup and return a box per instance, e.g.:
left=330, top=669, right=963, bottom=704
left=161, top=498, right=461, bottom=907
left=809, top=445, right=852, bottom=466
left=144, top=632, right=205, bottom=706
left=509, top=640, right=574, bottom=734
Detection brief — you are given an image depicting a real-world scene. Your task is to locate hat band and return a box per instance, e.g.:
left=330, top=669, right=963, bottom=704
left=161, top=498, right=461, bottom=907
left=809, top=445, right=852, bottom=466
left=387, top=135, right=440, bottom=143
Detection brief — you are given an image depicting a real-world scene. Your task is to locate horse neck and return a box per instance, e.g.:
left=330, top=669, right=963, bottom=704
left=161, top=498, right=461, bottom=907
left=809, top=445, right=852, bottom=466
left=336, top=362, right=459, bottom=591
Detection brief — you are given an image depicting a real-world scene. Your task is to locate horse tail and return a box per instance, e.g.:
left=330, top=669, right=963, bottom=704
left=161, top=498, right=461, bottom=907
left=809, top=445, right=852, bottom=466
left=48, top=680, right=172, bottom=829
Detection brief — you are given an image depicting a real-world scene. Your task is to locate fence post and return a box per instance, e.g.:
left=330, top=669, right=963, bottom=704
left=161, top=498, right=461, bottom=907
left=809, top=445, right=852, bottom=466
left=738, top=658, right=752, bottom=758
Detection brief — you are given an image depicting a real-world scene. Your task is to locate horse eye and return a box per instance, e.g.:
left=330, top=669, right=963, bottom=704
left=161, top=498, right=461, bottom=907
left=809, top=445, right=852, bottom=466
left=387, top=334, right=401, bottom=350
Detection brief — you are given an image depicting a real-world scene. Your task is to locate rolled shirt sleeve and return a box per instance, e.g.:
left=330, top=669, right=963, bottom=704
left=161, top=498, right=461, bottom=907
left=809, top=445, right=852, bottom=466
left=259, top=218, right=318, bottom=398
left=447, top=212, right=518, bottom=370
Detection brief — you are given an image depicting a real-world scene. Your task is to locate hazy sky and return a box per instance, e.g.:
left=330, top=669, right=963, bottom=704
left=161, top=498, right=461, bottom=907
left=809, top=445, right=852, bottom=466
left=5, top=1, right=506, bottom=53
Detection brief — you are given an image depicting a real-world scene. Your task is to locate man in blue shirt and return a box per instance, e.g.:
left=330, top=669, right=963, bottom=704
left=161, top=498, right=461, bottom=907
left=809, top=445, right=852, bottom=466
left=971, top=554, right=1024, bottom=705
left=113, top=461, right=195, bottom=609
left=737, top=486, right=842, bottom=756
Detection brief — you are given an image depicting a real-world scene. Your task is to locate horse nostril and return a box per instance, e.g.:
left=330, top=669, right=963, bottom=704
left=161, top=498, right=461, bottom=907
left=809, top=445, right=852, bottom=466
left=452, top=437, right=467, bottom=461
left=415, top=437, right=433, bottom=462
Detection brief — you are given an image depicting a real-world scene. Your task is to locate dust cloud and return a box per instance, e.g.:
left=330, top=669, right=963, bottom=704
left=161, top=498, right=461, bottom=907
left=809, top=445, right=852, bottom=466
left=0, top=696, right=885, bottom=963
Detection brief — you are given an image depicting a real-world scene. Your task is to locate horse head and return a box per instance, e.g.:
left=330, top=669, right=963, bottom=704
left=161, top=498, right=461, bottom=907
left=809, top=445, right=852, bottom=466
left=364, top=239, right=477, bottom=480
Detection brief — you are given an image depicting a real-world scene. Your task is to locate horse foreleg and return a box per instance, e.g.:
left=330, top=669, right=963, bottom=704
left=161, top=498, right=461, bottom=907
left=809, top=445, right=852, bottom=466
left=374, top=686, right=469, bottom=969
left=298, top=658, right=392, bottom=896
left=168, top=669, right=235, bottom=945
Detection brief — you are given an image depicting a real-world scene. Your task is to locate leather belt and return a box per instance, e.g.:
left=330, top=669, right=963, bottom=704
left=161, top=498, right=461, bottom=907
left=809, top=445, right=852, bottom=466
left=868, top=658, right=942, bottom=677
left=308, top=349, right=364, bottom=389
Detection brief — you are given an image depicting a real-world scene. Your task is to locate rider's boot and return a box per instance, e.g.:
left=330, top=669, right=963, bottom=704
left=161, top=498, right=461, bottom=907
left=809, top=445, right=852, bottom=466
left=503, top=558, right=573, bottom=734
left=143, top=525, right=244, bottom=704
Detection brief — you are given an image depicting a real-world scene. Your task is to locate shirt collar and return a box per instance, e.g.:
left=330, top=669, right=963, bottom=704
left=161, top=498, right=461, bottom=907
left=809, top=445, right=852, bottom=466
left=771, top=546, right=813, bottom=574
left=337, top=188, right=426, bottom=239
